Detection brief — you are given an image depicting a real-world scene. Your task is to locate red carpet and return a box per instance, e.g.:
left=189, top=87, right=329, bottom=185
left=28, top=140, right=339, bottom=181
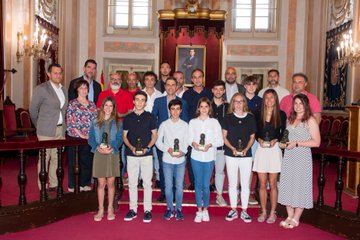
left=0, top=205, right=345, bottom=240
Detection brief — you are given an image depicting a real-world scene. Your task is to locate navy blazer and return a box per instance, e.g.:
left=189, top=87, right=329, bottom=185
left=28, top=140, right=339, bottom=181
left=68, top=76, right=101, bottom=104
left=152, top=96, right=189, bottom=128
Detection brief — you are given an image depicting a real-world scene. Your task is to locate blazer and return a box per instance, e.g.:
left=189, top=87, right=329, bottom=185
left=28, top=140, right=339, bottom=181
left=152, top=96, right=189, bottom=128
left=68, top=76, right=101, bottom=104
left=224, top=83, right=246, bottom=101
left=29, top=81, right=68, bottom=137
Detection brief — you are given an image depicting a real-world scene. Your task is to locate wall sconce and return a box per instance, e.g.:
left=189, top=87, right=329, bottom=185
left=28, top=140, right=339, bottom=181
left=16, top=20, right=52, bottom=63
left=336, top=29, right=360, bottom=66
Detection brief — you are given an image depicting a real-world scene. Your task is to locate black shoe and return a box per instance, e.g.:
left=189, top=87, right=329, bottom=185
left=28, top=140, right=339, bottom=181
left=124, top=209, right=137, bottom=221
left=156, top=194, right=166, bottom=202
left=187, top=184, right=195, bottom=191
left=143, top=211, right=152, bottom=223
left=210, top=184, right=216, bottom=192
left=155, top=180, right=161, bottom=188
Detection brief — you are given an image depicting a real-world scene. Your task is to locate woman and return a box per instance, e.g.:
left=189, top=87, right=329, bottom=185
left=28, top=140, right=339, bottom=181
left=253, top=89, right=286, bottom=224
left=188, top=97, right=223, bottom=223
left=223, top=93, right=257, bottom=223
left=66, top=80, right=98, bottom=192
left=278, top=94, right=320, bottom=228
left=88, top=96, right=123, bottom=221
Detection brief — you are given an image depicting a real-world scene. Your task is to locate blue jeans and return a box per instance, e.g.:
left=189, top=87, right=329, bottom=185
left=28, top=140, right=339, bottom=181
left=163, top=161, right=185, bottom=210
left=191, top=159, right=214, bottom=208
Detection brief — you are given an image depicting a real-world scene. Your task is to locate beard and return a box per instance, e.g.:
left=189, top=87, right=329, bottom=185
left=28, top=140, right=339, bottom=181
left=111, top=83, right=121, bottom=91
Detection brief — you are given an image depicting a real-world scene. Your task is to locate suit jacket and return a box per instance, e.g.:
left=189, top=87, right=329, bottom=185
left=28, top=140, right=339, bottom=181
left=152, top=96, right=189, bottom=128
left=29, top=81, right=68, bottom=137
left=68, top=76, right=101, bottom=104
left=224, top=83, right=246, bottom=101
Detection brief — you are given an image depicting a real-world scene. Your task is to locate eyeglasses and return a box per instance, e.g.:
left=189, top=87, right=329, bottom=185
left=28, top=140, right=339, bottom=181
left=110, top=78, right=121, bottom=81
left=233, top=100, right=245, bottom=104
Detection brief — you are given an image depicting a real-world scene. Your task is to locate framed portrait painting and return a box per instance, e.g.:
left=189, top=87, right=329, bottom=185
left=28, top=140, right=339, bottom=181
left=175, top=45, right=206, bottom=86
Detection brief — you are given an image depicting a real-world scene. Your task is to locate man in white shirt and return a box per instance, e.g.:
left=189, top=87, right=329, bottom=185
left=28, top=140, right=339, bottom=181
left=258, top=69, right=289, bottom=102
left=30, top=63, right=67, bottom=191
left=142, top=71, right=163, bottom=112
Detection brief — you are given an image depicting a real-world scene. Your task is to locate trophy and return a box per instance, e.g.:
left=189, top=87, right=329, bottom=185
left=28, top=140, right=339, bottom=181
left=198, top=133, right=205, bottom=150
left=135, top=137, right=143, bottom=154
left=279, top=129, right=289, bottom=149
left=235, top=138, right=244, bottom=156
left=99, top=132, right=108, bottom=148
left=173, top=138, right=180, bottom=156
left=262, top=131, right=271, bottom=148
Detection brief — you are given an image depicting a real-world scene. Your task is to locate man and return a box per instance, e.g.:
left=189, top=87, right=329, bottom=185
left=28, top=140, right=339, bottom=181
left=155, top=61, right=171, bottom=93
left=280, top=73, right=322, bottom=124
left=96, top=72, right=133, bottom=118
left=173, top=70, right=188, bottom=98
left=182, top=49, right=199, bottom=84
left=182, top=68, right=213, bottom=189
left=123, top=91, right=157, bottom=223
left=30, top=63, right=67, bottom=190
left=155, top=99, right=189, bottom=221
left=258, top=69, right=289, bottom=101
left=142, top=71, right=163, bottom=186
left=152, top=77, right=189, bottom=202
left=68, top=59, right=101, bottom=104
left=223, top=67, right=246, bottom=103
left=211, top=80, right=229, bottom=206
left=125, top=72, right=141, bottom=99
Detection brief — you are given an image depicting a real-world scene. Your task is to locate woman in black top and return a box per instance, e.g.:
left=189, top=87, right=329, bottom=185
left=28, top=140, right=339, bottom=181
left=253, top=89, right=286, bottom=224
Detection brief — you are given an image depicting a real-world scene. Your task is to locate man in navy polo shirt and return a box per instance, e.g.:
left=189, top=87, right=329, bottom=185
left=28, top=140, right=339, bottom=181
left=123, top=91, right=157, bottom=223
left=182, top=68, right=213, bottom=190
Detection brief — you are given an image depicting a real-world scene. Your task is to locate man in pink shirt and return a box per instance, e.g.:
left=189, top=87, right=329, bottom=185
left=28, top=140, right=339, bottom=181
left=280, top=73, right=321, bottom=124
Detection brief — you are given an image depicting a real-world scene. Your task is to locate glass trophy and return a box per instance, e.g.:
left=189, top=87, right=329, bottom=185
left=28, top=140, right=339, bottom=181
left=279, top=129, right=289, bottom=149
left=135, top=137, right=143, bottom=154
left=99, top=132, right=108, bottom=149
left=198, top=133, right=205, bottom=150
left=235, top=138, right=244, bottom=156
left=262, top=131, right=271, bottom=148
left=173, top=138, right=180, bottom=156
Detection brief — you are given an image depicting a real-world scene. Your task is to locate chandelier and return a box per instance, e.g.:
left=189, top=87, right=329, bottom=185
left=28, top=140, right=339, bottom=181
left=336, top=29, right=360, bottom=66
left=16, top=20, right=52, bottom=63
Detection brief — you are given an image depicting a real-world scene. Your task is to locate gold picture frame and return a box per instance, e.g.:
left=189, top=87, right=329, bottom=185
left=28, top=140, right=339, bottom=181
left=175, top=45, right=206, bottom=87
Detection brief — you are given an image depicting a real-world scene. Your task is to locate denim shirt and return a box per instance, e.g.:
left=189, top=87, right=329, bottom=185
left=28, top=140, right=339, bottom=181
left=88, top=119, right=123, bottom=154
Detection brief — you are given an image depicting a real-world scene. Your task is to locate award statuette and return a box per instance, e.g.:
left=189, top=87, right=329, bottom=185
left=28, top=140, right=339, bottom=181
left=235, top=139, right=244, bottom=156
left=198, top=133, right=205, bottom=150
left=279, top=129, right=289, bottom=149
left=135, top=137, right=143, bottom=154
left=262, top=131, right=271, bottom=148
left=99, top=133, right=109, bottom=148
left=173, top=138, right=180, bottom=156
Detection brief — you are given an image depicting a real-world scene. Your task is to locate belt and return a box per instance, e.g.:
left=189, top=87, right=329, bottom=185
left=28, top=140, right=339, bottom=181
left=57, top=124, right=63, bottom=127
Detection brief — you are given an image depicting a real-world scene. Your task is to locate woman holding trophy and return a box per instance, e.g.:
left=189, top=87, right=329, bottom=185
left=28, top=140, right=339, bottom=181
left=252, top=89, right=287, bottom=224
left=222, top=93, right=257, bottom=223
left=88, top=96, right=123, bottom=221
left=188, top=97, right=223, bottom=223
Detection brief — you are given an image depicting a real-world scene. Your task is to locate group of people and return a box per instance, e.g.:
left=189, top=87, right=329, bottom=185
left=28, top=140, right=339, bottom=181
left=29, top=60, right=321, bottom=229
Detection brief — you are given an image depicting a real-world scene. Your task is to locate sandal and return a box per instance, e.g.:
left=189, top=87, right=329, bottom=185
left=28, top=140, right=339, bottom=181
left=107, top=207, right=115, bottom=221
left=257, top=212, right=267, bottom=223
left=266, top=212, right=277, bottom=224
left=279, top=217, right=292, bottom=227
left=283, top=218, right=299, bottom=229
left=94, top=208, right=104, bottom=222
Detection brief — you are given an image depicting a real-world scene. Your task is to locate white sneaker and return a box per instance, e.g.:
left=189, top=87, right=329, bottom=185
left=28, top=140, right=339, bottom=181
left=194, top=211, right=203, bottom=223
left=67, top=187, right=74, bottom=193
left=80, top=186, right=92, bottom=192
left=216, top=195, right=227, bottom=206
left=240, top=210, right=252, bottom=223
left=202, top=210, right=210, bottom=222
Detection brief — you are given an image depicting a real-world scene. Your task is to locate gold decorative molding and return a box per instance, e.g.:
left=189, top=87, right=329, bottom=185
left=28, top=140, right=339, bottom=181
left=329, top=0, right=352, bottom=29
left=157, top=9, right=226, bottom=21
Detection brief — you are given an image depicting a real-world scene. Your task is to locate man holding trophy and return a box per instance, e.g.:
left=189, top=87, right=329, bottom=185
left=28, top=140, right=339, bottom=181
left=123, top=91, right=157, bottom=223
left=156, top=99, right=189, bottom=221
